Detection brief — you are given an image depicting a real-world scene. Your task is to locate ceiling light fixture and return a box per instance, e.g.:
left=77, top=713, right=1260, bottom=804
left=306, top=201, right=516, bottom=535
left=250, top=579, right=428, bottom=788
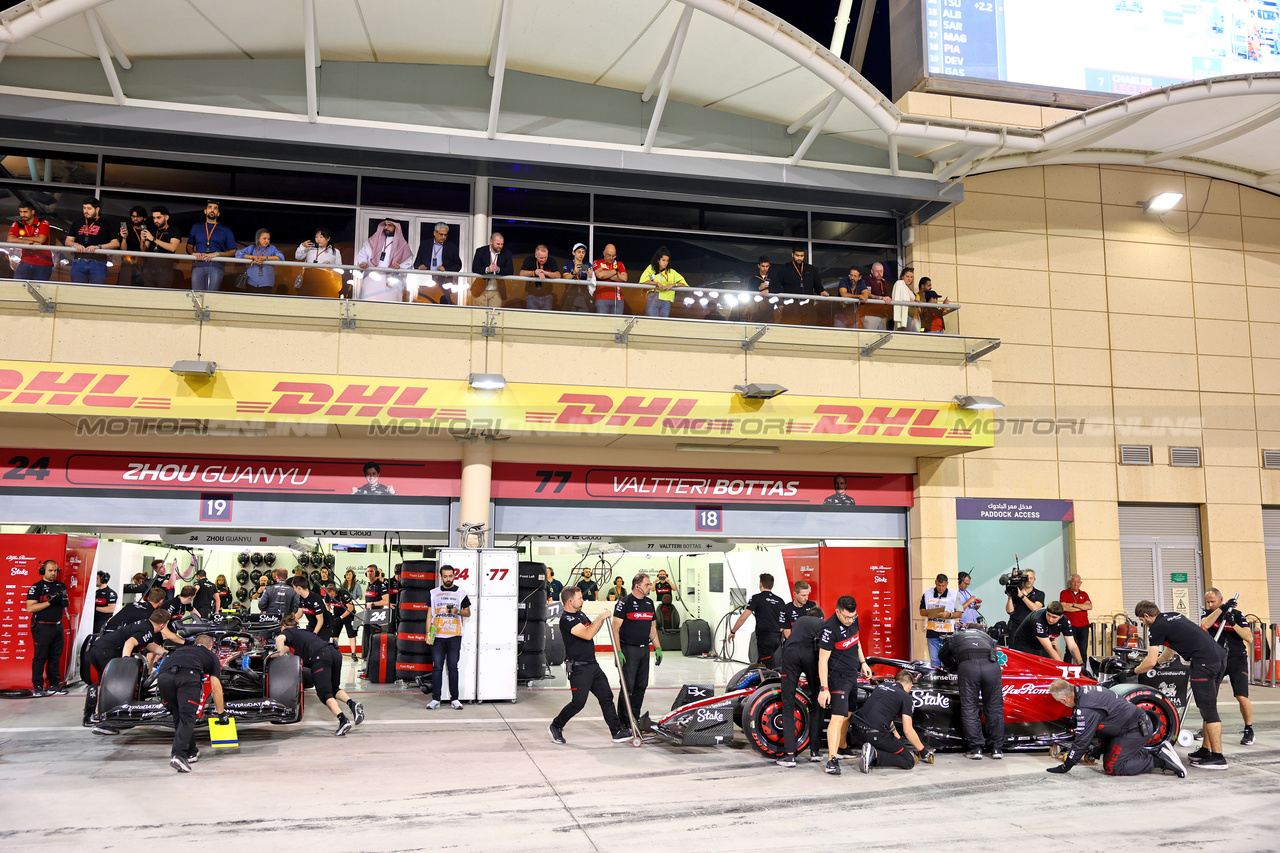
left=170, top=360, right=217, bottom=376
left=734, top=382, right=788, bottom=399
left=1142, top=192, right=1183, bottom=214
left=675, top=443, right=780, bottom=454
left=468, top=373, right=506, bottom=390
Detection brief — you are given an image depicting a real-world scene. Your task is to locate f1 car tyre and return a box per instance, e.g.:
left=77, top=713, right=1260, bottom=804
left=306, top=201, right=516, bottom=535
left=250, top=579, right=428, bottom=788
left=544, top=624, right=565, bottom=666
left=397, top=637, right=430, bottom=655
left=236, top=569, right=250, bottom=585
left=518, top=592, right=549, bottom=621
left=79, top=634, right=97, bottom=683
left=366, top=633, right=398, bottom=683
left=97, top=656, right=144, bottom=718
left=399, top=560, right=436, bottom=590
left=742, top=683, right=809, bottom=759
left=398, top=587, right=431, bottom=613
left=397, top=651, right=432, bottom=667
left=265, top=653, right=304, bottom=724
left=517, top=651, right=546, bottom=681
left=680, top=619, right=712, bottom=656
left=1110, top=683, right=1179, bottom=747
left=517, top=561, right=546, bottom=587
left=518, top=619, right=547, bottom=652
left=235, top=587, right=249, bottom=603
left=263, top=552, right=276, bottom=567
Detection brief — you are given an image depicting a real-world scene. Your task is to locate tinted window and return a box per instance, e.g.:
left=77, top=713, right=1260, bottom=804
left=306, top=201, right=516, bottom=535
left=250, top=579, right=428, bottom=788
left=493, top=186, right=589, bottom=222
left=103, top=157, right=233, bottom=196
left=233, top=167, right=357, bottom=206
left=490, top=220, right=590, bottom=271
left=361, top=176, right=470, bottom=212
left=593, top=227, right=795, bottom=290
left=594, top=195, right=806, bottom=238
left=812, top=213, right=897, bottom=245
left=810, top=242, right=898, bottom=288
left=0, top=149, right=97, bottom=185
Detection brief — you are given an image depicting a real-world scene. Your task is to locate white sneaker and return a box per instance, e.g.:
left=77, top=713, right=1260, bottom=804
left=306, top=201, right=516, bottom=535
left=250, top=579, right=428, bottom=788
left=451, top=700, right=463, bottom=710
left=426, top=700, right=440, bottom=710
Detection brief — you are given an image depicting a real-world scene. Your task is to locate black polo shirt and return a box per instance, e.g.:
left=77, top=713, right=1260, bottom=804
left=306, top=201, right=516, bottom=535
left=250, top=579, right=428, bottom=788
left=1008, top=588, right=1045, bottom=631
left=561, top=611, right=596, bottom=663
left=1203, top=606, right=1249, bottom=660
left=853, top=680, right=913, bottom=731
left=279, top=626, right=330, bottom=660
left=747, top=591, right=785, bottom=638
left=104, top=599, right=153, bottom=632
left=781, top=613, right=824, bottom=655
left=819, top=613, right=862, bottom=677
left=299, top=591, right=332, bottom=639
left=97, top=620, right=164, bottom=658
left=613, top=593, right=656, bottom=646
left=1150, top=612, right=1227, bottom=666
left=1011, top=609, right=1069, bottom=654
left=27, top=579, right=68, bottom=625
left=779, top=598, right=819, bottom=632
left=93, top=585, right=118, bottom=632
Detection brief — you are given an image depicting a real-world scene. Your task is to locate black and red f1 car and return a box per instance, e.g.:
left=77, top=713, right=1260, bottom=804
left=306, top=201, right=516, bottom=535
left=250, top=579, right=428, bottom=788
left=639, top=643, right=1190, bottom=758
left=85, top=615, right=305, bottom=732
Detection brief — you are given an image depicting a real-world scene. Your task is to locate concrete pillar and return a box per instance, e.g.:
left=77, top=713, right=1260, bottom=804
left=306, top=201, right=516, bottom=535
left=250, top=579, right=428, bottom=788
left=468, top=176, right=490, bottom=309
left=459, top=437, right=494, bottom=547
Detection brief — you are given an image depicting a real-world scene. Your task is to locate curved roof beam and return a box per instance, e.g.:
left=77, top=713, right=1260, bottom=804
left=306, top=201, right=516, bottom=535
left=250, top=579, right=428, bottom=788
left=0, top=0, right=112, bottom=54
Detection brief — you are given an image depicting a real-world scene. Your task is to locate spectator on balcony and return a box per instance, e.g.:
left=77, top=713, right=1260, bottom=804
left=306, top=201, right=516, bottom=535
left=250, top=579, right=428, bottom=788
left=470, top=231, right=513, bottom=309
left=65, top=198, right=119, bottom=285
left=116, top=205, right=149, bottom=287
left=8, top=201, right=53, bottom=281
left=891, top=266, right=918, bottom=332
left=748, top=257, right=772, bottom=295
left=859, top=262, right=892, bottom=330
left=835, top=266, right=863, bottom=329
left=141, top=206, right=182, bottom=288
left=592, top=243, right=628, bottom=314
left=294, top=226, right=343, bottom=293
left=414, top=222, right=462, bottom=304
left=776, top=247, right=823, bottom=295
left=640, top=246, right=686, bottom=318
left=187, top=200, right=236, bottom=292
left=235, top=228, right=285, bottom=293
left=520, top=243, right=561, bottom=310
left=920, top=287, right=950, bottom=333
left=561, top=242, right=594, bottom=313
left=356, top=219, right=413, bottom=302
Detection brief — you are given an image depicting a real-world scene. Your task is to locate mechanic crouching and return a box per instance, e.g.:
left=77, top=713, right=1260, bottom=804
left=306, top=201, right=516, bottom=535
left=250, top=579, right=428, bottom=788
left=850, top=671, right=934, bottom=773
left=1045, top=679, right=1185, bottom=778
left=159, top=633, right=226, bottom=773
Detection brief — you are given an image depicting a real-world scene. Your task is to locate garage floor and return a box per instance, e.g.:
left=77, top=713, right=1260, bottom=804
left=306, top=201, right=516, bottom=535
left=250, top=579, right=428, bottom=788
left=1, top=654, right=1278, bottom=852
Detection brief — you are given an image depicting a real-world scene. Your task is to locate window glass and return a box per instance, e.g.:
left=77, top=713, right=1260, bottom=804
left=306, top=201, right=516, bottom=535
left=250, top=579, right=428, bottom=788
left=103, top=157, right=233, bottom=196
left=810, top=242, right=899, bottom=289
left=233, top=167, right=357, bottom=206
left=490, top=220, right=590, bottom=273
left=594, top=195, right=806, bottom=238
left=811, top=212, right=897, bottom=245
left=493, top=186, right=589, bottom=222
left=360, top=176, right=470, bottom=212
left=593, top=227, right=795, bottom=290
left=0, top=149, right=97, bottom=185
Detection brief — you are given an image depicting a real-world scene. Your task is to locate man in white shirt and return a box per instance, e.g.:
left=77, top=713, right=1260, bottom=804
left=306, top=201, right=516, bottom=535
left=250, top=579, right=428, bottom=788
left=426, top=565, right=471, bottom=710
left=355, top=220, right=414, bottom=302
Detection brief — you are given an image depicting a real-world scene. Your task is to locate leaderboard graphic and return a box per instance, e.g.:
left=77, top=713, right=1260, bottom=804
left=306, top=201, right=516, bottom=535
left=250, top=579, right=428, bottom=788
left=924, top=0, right=1280, bottom=95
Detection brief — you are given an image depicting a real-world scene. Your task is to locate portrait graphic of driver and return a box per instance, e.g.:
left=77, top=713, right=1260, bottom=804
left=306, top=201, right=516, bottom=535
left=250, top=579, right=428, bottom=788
left=823, top=474, right=857, bottom=506
left=352, top=461, right=396, bottom=496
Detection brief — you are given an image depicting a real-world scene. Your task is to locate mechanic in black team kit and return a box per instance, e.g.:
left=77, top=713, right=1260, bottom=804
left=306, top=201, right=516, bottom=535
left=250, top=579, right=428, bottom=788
left=1202, top=588, right=1254, bottom=746
left=549, top=586, right=631, bottom=745
left=850, top=671, right=934, bottom=774
left=779, top=580, right=819, bottom=640
left=361, top=565, right=390, bottom=660
left=817, top=595, right=873, bottom=775
left=291, top=576, right=331, bottom=641
left=578, top=567, right=599, bottom=601
left=26, top=559, right=70, bottom=697
left=612, top=573, right=661, bottom=727
left=325, top=582, right=356, bottom=653
left=190, top=569, right=220, bottom=619
left=774, top=605, right=826, bottom=767
left=1011, top=602, right=1083, bottom=664
left=158, top=633, right=226, bottom=773
left=1134, top=600, right=1229, bottom=769
left=93, top=571, right=117, bottom=634
left=164, top=585, right=198, bottom=622
left=1046, top=679, right=1186, bottom=779
left=276, top=614, right=365, bottom=736
left=104, top=586, right=167, bottom=632
left=728, top=573, right=786, bottom=667
left=88, top=610, right=184, bottom=734
left=948, top=627, right=1005, bottom=760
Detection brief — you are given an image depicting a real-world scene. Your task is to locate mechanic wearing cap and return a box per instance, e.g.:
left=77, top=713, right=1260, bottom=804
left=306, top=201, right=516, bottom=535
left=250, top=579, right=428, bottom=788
left=276, top=614, right=364, bottom=737
left=850, top=671, right=933, bottom=773
left=549, top=586, right=630, bottom=745
left=103, top=587, right=168, bottom=632
left=774, top=605, right=827, bottom=767
left=292, top=576, right=331, bottom=641
left=948, top=627, right=1005, bottom=760
left=26, top=559, right=70, bottom=697
left=1011, top=602, right=1083, bottom=664
left=191, top=569, right=220, bottom=619
left=612, top=573, right=660, bottom=726
left=1134, top=600, right=1230, bottom=768
left=1046, top=679, right=1185, bottom=778
left=93, top=571, right=118, bottom=634
left=920, top=573, right=963, bottom=667
left=360, top=565, right=390, bottom=660
left=817, top=594, right=873, bottom=775
left=158, top=633, right=226, bottom=772
left=728, top=573, right=786, bottom=668
left=1202, top=588, right=1254, bottom=746
left=779, top=580, right=819, bottom=640
left=87, top=609, right=184, bottom=734
left=260, top=568, right=301, bottom=620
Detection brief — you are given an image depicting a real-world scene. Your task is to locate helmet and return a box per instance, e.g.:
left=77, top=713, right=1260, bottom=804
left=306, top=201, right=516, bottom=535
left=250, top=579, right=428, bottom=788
left=309, top=570, right=322, bottom=585
left=237, top=552, right=251, bottom=566
left=323, top=554, right=336, bottom=570
left=236, top=569, right=249, bottom=585
left=250, top=552, right=263, bottom=567
left=249, top=569, right=262, bottom=584
left=310, top=553, right=324, bottom=569
left=263, top=552, right=276, bottom=567
left=235, top=587, right=249, bottom=602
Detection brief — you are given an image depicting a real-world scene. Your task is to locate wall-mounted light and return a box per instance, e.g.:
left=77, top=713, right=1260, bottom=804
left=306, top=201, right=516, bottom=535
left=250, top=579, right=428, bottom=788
left=734, top=382, right=787, bottom=399
left=1142, top=192, right=1183, bottom=214
left=171, top=360, right=217, bottom=376
left=468, top=373, right=506, bottom=390
left=954, top=394, right=1004, bottom=410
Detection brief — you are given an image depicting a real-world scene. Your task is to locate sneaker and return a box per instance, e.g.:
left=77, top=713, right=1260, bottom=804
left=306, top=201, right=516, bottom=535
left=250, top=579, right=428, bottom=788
left=825, top=757, right=842, bottom=776
left=966, top=749, right=983, bottom=760
left=548, top=723, right=566, bottom=745
left=1194, top=753, right=1228, bottom=770
left=837, top=746, right=856, bottom=757
left=170, top=755, right=191, bottom=773
left=859, top=742, right=875, bottom=774
left=1241, top=727, right=1255, bottom=746
left=989, top=749, right=1003, bottom=760
left=187, top=749, right=200, bottom=764
left=1192, top=731, right=1203, bottom=741
left=1157, top=742, right=1186, bottom=778
left=451, top=700, right=463, bottom=710
left=29, top=688, right=46, bottom=698
left=335, top=717, right=354, bottom=737
left=426, top=700, right=441, bottom=710
left=91, top=725, right=119, bottom=736
left=919, top=750, right=935, bottom=765
left=612, top=728, right=633, bottom=743
left=775, top=754, right=797, bottom=768
left=809, top=752, right=824, bottom=763
left=350, top=702, right=365, bottom=726
left=47, top=685, right=68, bottom=696
left=1187, top=746, right=1210, bottom=764
left=358, top=670, right=368, bottom=679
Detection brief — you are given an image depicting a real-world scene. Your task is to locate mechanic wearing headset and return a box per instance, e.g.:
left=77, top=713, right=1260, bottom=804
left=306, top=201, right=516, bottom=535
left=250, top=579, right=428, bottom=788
left=1201, top=588, right=1254, bottom=747
left=1045, top=679, right=1186, bottom=778
left=850, top=670, right=934, bottom=774
left=324, top=582, right=357, bottom=654
left=275, top=613, right=365, bottom=737
left=158, top=633, right=226, bottom=773
left=774, top=605, right=827, bottom=768
left=728, top=573, right=786, bottom=668
left=1133, top=599, right=1229, bottom=769
left=360, top=565, right=390, bottom=660
left=87, top=609, right=184, bottom=734
left=1010, top=602, right=1083, bottom=665
left=26, top=559, right=70, bottom=697
left=93, top=571, right=118, bottom=634
left=817, top=594, right=873, bottom=776
left=103, top=587, right=168, bottom=632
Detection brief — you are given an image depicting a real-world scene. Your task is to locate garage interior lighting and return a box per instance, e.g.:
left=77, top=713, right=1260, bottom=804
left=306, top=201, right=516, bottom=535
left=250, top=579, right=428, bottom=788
left=734, top=383, right=787, bottom=399
left=954, top=394, right=1004, bottom=410
left=1142, top=192, right=1183, bottom=214
left=170, top=359, right=217, bottom=376
left=675, top=443, right=780, bottom=454
left=468, top=373, right=506, bottom=390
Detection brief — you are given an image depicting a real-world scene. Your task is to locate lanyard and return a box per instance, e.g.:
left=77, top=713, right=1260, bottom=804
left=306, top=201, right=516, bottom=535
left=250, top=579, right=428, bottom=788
left=204, top=222, right=217, bottom=250
left=83, top=216, right=98, bottom=236
left=792, top=260, right=804, bottom=277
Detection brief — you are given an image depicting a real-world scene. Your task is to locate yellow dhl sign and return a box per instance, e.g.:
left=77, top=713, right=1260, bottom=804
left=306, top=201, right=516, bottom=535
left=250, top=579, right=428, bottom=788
left=0, top=360, right=992, bottom=446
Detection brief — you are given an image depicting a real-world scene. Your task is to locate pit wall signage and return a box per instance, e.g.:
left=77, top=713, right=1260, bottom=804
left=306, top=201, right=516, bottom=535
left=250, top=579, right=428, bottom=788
left=0, top=359, right=993, bottom=448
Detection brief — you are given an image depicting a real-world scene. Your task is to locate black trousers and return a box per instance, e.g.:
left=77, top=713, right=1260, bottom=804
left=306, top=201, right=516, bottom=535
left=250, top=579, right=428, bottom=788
left=957, top=658, right=1005, bottom=751
left=849, top=724, right=915, bottom=769
left=431, top=635, right=462, bottom=701
left=310, top=647, right=343, bottom=704
left=1071, top=625, right=1089, bottom=660
left=617, top=643, right=649, bottom=724
left=31, top=622, right=64, bottom=690
left=779, top=646, right=820, bottom=757
left=756, top=633, right=782, bottom=668
left=157, top=669, right=204, bottom=759
left=1101, top=725, right=1154, bottom=776
left=553, top=660, right=621, bottom=733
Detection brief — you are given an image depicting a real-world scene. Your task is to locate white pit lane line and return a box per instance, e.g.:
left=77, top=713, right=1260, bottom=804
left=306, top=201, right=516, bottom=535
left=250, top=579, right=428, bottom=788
left=0, top=718, right=555, bottom=733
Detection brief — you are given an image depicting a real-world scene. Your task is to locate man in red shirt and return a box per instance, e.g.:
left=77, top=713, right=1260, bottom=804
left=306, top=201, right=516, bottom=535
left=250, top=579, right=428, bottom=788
left=592, top=244, right=628, bottom=314
left=8, top=202, right=54, bottom=281
left=1059, top=574, right=1092, bottom=659
left=859, top=261, right=892, bottom=330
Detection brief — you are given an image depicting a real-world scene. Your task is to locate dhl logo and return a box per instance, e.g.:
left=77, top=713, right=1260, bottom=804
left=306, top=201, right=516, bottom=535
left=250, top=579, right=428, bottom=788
left=0, top=370, right=143, bottom=409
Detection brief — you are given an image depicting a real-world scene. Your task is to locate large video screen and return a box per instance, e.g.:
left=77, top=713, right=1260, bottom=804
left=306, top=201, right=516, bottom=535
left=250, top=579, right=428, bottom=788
left=925, top=0, right=1280, bottom=96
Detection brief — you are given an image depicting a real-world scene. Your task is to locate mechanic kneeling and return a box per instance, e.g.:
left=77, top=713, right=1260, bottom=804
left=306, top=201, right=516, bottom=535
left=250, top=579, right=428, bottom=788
left=1046, top=679, right=1185, bottom=778
left=275, top=614, right=364, bottom=736
left=849, top=671, right=934, bottom=773
left=158, top=633, right=226, bottom=773
left=87, top=609, right=184, bottom=734
left=947, top=627, right=1005, bottom=760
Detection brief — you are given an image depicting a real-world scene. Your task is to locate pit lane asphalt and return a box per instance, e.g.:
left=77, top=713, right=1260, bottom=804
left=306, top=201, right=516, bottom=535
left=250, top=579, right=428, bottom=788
left=1, top=662, right=1277, bottom=853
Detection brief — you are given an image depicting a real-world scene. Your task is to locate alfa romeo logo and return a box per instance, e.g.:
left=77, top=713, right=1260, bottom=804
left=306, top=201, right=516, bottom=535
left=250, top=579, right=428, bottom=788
left=996, top=650, right=1008, bottom=666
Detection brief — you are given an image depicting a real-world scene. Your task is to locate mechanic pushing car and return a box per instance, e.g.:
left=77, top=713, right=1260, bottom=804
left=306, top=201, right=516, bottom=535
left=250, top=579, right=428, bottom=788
left=612, top=573, right=662, bottom=725
left=87, top=610, right=184, bottom=734
left=103, top=587, right=167, bottom=632
left=1010, top=602, right=1083, bottom=664
left=947, top=627, right=1005, bottom=760
left=26, top=559, right=70, bottom=697
left=275, top=613, right=365, bottom=736
left=549, top=585, right=631, bottom=746
left=850, top=671, right=934, bottom=773
left=159, top=633, right=227, bottom=773
left=728, top=573, right=786, bottom=667
left=817, top=594, right=873, bottom=776
left=1045, top=679, right=1185, bottom=778
left=774, top=605, right=826, bottom=768
left=1201, top=588, right=1254, bottom=746
left=1134, top=600, right=1229, bottom=769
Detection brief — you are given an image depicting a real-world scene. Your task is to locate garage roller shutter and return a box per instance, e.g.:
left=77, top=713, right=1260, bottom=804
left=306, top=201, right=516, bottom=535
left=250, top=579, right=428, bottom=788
left=1121, top=547, right=1156, bottom=611
left=1266, top=509, right=1280, bottom=622
left=1118, top=505, right=1200, bottom=538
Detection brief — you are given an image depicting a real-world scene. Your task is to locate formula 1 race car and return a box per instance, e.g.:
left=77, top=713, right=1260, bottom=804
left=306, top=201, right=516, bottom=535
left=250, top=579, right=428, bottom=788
left=640, top=643, right=1190, bottom=758
left=84, top=614, right=305, bottom=732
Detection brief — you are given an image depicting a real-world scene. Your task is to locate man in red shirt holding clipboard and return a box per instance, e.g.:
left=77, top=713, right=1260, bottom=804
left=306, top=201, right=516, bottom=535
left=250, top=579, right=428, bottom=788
left=1059, top=574, right=1092, bottom=660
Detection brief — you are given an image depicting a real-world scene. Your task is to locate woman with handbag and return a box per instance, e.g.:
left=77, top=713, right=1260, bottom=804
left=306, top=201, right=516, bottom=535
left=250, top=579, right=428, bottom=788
left=234, top=228, right=285, bottom=293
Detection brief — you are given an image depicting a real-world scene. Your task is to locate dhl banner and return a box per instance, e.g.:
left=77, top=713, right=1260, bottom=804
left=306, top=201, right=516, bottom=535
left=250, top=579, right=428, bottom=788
left=0, top=359, right=993, bottom=447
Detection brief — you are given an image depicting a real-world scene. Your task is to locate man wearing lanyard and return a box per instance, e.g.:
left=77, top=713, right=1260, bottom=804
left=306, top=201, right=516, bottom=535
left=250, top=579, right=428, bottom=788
left=591, top=244, right=628, bottom=314
left=140, top=205, right=183, bottom=288
left=775, top=247, right=824, bottom=295
left=955, top=571, right=982, bottom=627
left=187, top=200, right=236, bottom=292
left=413, top=221, right=462, bottom=303
left=519, top=244, right=561, bottom=310
left=469, top=232, right=513, bottom=308
left=8, top=202, right=54, bottom=281
left=64, top=198, right=119, bottom=284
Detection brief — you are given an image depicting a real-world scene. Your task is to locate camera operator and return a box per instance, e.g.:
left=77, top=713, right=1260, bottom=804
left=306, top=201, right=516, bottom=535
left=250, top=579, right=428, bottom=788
left=1004, top=568, right=1044, bottom=633
left=1201, top=589, right=1254, bottom=747
left=1011, top=602, right=1082, bottom=664
left=1046, top=679, right=1185, bottom=778
left=1133, top=600, right=1228, bottom=769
